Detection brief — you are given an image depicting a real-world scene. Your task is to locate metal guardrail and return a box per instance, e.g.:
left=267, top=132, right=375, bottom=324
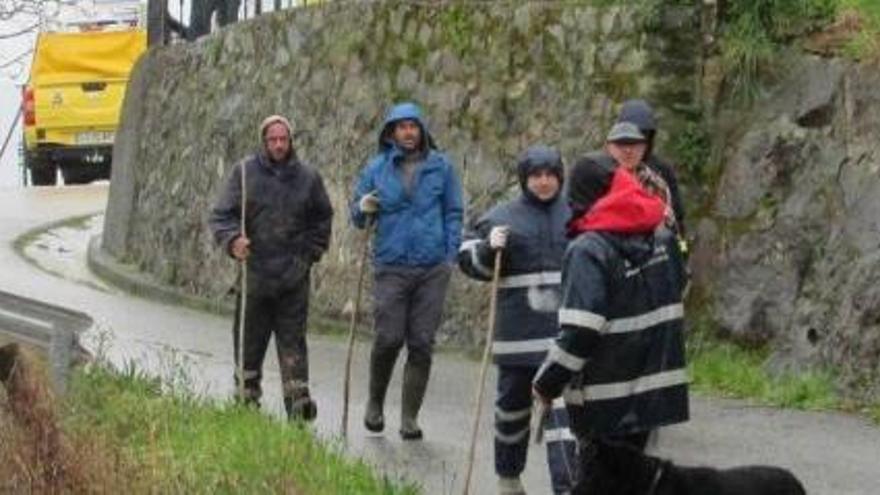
left=0, top=289, right=93, bottom=394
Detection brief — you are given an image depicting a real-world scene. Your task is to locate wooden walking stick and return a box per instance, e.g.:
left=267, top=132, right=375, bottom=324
left=237, top=162, right=248, bottom=402
left=462, top=249, right=503, bottom=495
left=533, top=399, right=549, bottom=444
left=341, top=216, right=375, bottom=440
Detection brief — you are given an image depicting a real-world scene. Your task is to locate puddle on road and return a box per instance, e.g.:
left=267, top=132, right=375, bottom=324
left=21, top=214, right=114, bottom=293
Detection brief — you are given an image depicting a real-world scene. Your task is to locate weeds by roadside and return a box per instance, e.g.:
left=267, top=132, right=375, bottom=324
left=685, top=306, right=879, bottom=425
left=1, top=346, right=418, bottom=495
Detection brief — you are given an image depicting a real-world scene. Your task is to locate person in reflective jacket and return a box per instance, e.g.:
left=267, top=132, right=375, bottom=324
left=532, top=152, right=689, bottom=493
left=459, top=145, right=576, bottom=495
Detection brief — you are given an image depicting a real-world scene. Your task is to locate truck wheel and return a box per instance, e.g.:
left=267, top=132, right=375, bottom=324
left=30, top=164, right=58, bottom=186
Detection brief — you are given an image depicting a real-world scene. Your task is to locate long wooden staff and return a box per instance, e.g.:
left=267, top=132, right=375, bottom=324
left=237, top=163, right=247, bottom=402
left=341, top=217, right=375, bottom=440
left=462, top=249, right=503, bottom=495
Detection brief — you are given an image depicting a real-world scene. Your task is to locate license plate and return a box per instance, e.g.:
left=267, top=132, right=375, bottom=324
left=75, top=131, right=114, bottom=145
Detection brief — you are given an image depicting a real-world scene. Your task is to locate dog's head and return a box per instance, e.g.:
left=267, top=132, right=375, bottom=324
left=578, top=439, right=666, bottom=495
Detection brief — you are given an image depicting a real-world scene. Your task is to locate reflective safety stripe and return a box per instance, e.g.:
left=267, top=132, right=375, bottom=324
left=498, top=271, right=561, bottom=289
left=565, top=368, right=688, bottom=404
left=495, top=406, right=531, bottom=422
left=559, top=304, right=683, bottom=335
left=547, top=344, right=586, bottom=371
left=607, top=304, right=683, bottom=334
left=551, top=397, right=566, bottom=410
left=493, top=338, right=554, bottom=355
left=459, top=239, right=492, bottom=278
left=543, top=427, right=576, bottom=443
left=559, top=308, right=607, bottom=332
left=495, top=425, right=530, bottom=444
left=624, top=246, right=668, bottom=278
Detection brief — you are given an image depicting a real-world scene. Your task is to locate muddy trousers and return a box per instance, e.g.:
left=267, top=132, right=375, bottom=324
left=495, top=366, right=577, bottom=494
left=366, top=264, right=451, bottom=433
left=232, top=282, right=310, bottom=412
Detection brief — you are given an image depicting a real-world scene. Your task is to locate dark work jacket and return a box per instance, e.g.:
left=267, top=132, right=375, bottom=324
left=647, top=155, right=686, bottom=235
left=209, top=152, right=334, bottom=294
left=458, top=194, right=570, bottom=367
left=534, top=227, right=689, bottom=437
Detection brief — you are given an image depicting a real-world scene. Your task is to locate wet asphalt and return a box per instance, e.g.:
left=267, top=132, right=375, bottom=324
left=1, top=184, right=878, bottom=495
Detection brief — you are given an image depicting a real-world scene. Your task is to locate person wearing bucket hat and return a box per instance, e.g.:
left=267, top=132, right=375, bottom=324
left=533, top=152, right=689, bottom=492
left=458, top=145, right=576, bottom=495
left=209, top=114, right=334, bottom=421
left=616, top=99, right=687, bottom=236
left=350, top=102, right=463, bottom=440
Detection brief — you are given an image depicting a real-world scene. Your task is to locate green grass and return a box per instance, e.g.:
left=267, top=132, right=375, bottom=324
left=870, top=404, right=880, bottom=424
left=688, top=339, right=837, bottom=411
left=840, top=0, right=880, bottom=59
left=683, top=289, right=879, bottom=425
left=63, top=364, right=418, bottom=495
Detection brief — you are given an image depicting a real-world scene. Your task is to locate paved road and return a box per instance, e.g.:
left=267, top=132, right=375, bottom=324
left=1, top=184, right=878, bottom=494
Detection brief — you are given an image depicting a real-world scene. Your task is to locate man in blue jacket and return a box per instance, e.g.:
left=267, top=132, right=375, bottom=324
left=351, top=102, right=463, bottom=440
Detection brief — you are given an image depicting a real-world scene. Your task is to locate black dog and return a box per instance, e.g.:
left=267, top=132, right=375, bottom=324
left=575, top=438, right=807, bottom=495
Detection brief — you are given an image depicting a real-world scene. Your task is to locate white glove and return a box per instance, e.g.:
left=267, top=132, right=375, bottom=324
left=359, top=192, right=379, bottom=214
left=489, top=226, right=510, bottom=250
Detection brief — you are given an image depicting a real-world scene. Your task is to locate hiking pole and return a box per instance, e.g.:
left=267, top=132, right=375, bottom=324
left=237, top=163, right=248, bottom=403
left=462, top=249, right=503, bottom=495
left=341, top=215, right=375, bottom=440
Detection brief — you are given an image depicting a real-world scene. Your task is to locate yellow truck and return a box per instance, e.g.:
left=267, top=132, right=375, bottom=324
left=22, top=28, right=146, bottom=185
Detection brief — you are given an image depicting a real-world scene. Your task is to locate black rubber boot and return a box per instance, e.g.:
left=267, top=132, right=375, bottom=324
left=364, top=347, right=398, bottom=433
left=285, top=391, right=317, bottom=422
left=400, top=357, right=430, bottom=440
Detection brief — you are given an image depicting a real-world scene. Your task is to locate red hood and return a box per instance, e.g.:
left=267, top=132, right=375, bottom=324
left=568, top=168, right=665, bottom=236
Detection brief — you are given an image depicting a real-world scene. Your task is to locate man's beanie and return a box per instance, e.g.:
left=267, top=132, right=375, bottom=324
left=259, top=114, right=293, bottom=140
left=568, top=152, right=616, bottom=213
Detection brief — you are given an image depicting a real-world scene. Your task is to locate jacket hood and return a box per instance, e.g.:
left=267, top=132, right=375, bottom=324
left=617, top=99, right=657, bottom=157
left=617, top=99, right=656, bottom=132
left=378, top=102, right=437, bottom=153
left=567, top=167, right=665, bottom=238
left=567, top=152, right=615, bottom=217
left=517, top=145, right=564, bottom=204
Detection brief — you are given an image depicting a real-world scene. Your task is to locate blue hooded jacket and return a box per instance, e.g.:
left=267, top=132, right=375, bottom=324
left=351, top=102, right=463, bottom=267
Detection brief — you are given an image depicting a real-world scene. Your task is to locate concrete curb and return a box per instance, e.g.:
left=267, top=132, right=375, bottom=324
left=87, top=235, right=235, bottom=317
left=85, top=235, right=476, bottom=352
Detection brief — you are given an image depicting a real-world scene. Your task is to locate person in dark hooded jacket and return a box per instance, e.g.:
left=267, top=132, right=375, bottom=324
left=532, top=153, right=689, bottom=492
left=616, top=99, right=686, bottom=236
left=351, top=102, right=463, bottom=440
left=458, top=145, right=576, bottom=495
left=209, top=114, right=333, bottom=421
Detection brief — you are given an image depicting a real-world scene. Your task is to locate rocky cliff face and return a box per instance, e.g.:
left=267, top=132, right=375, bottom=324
left=103, top=1, right=700, bottom=347
left=693, top=55, right=880, bottom=399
